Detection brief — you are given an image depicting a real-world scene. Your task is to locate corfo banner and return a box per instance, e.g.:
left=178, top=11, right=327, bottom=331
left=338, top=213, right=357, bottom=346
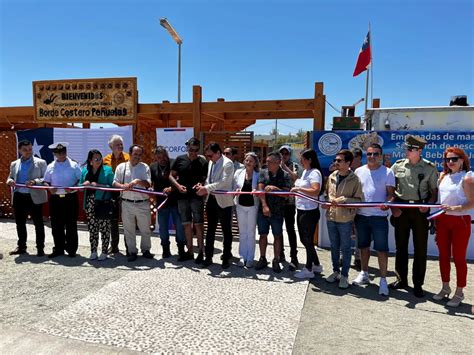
left=314, top=130, right=474, bottom=175
left=156, top=128, right=194, bottom=159
left=33, top=77, right=137, bottom=122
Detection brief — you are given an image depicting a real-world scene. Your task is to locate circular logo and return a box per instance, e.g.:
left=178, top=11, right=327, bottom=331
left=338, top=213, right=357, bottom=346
left=318, top=133, right=342, bottom=156
left=113, top=92, right=125, bottom=105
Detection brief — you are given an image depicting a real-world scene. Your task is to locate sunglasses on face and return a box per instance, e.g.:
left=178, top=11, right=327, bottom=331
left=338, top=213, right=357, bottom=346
left=223, top=152, right=232, bottom=156
left=405, top=147, right=419, bottom=152
left=444, top=157, right=460, bottom=163
left=333, top=158, right=345, bottom=163
left=366, top=152, right=380, bottom=157
left=188, top=148, right=199, bottom=153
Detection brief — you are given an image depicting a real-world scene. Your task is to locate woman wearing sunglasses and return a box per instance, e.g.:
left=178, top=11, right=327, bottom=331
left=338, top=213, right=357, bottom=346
left=80, top=149, right=115, bottom=261
left=433, top=147, right=474, bottom=307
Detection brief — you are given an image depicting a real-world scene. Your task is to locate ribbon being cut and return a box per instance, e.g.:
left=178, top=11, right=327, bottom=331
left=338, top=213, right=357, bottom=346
left=12, top=184, right=444, bottom=219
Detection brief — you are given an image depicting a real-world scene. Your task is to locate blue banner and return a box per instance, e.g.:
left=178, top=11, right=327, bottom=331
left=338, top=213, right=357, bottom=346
left=313, top=130, right=474, bottom=176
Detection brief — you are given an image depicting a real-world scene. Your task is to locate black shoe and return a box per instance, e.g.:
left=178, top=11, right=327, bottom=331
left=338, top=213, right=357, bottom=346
left=195, top=251, right=204, bottom=264
left=255, top=257, right=268, bottom=271
left=388, top=280, right=408, bottom=289
left=37, top=249, right=45, bottom=257
left=67, top=252, right=76, bottom=258
left=9, top=247, right=27, bottom=255
left=354, top=259, right=362, bottom=272
left=272, top=259, right=282, bottom=273
left=222, top=259, right=230, bottom=269
left=178, top=251, right=193, bottom=262
left=413, top=285, right=425, bottom=298
left=128, top=253, right=138, bottom=262
left=48, top=250, right=64, bottom=258
left=220, top=253, right=233, bottom=261
left=289, top=257, right=299, bottom=272
left=162, top=245, right=171, bottom=258
left=143, top=251, right=155, bottom=259
left=108, top=247, right=119, bottom=254
left=202, top=258, right=213, bottom=267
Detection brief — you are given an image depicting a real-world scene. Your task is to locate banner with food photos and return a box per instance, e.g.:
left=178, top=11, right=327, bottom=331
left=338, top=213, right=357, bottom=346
left=313, top=130, right=474, bottom=176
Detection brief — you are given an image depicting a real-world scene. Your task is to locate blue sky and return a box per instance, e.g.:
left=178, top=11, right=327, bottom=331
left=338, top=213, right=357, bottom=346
left=0, top=0, right=472, bottom=134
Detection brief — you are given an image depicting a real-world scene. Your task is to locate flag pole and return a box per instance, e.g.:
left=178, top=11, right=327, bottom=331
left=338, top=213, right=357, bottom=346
left=364, top=23, right=371, bottom=129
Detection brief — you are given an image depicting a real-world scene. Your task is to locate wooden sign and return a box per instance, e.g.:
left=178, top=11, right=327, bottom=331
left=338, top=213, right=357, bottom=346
left=33, top=77, right=137, bottom=122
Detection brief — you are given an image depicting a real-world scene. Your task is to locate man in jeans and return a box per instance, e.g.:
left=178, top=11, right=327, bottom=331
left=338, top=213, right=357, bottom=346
left=323, top=149, right=363, bottom=289
left=255, top=152, right=291, bottom=273
left=113, top=144, right=154, bottom=262
left=352, top=144, right=395, bottom=296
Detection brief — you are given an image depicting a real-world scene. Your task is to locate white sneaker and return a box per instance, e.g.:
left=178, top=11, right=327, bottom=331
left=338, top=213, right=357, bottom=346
left=238, top=257, right=245, bottom=267
left=339, top=276, right=349, bottom=289
left=245, top=260, right=254, bottom=268
left=295, top=268, right=315, bottom=279
left=312, top=264, right=324, bottom=274
left=379, top=277, right=389, bottom=296
left=326, top=271, right=340, bottom=283
left=352, top=271, right=370, bottom=286
left=98, top=253, right=107, bottom=261
left=89, top=252, right=98, bottom=260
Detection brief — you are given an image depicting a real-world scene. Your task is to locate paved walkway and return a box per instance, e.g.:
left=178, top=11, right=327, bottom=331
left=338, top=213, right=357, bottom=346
left=0, top=219, right=473, bottom=354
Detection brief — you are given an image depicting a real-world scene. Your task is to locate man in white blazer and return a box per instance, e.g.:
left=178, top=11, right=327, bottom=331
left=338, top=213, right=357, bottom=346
left=196, top=142, right=235, bottom=268
left=6, top=139, right=48, bottom=256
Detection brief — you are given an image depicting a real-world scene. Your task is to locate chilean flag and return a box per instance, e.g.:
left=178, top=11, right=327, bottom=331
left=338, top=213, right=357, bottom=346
left=353, top=31, right=371, bottom=77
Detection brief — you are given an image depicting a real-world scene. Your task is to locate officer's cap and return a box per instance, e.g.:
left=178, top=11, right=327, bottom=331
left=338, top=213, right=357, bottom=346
left=48, top=142, right=69, bottom=151
left=404, top=135, right=426, bottom=150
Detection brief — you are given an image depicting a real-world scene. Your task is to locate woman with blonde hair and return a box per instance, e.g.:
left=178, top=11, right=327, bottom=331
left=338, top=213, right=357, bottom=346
left=433, top=147, right=473, bottom=307
left=233, top=152, right=260, bottom=268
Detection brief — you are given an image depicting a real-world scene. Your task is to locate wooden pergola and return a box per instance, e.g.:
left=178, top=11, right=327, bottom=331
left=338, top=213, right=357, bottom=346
left=0, top=82, right=326, bottom=134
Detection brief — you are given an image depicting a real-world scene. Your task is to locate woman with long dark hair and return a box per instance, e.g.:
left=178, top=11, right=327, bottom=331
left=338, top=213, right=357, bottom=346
left=433, top=147, right=473, bottom=307
left=80, top=149, right=115, bottom=261
left=291, top=149, right=324, bottom=278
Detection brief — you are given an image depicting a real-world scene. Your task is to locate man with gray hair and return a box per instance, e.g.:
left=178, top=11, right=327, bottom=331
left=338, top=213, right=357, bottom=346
left=103, top=134, right=130, bottom=255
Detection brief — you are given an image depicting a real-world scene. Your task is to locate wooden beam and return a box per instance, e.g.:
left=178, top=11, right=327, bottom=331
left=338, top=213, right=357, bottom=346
left=372, top=98, right=380, bottom=108
left=202, top=99, right=314, bottom=113
left=138, top=103, right=193, bottom=114
left=193, top=86, right=202, bottom=138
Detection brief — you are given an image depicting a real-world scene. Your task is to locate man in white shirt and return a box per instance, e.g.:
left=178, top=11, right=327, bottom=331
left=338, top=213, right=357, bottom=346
left=352, top=143, right=395, bottom=296
left=113, top=144, right=154, bottom=262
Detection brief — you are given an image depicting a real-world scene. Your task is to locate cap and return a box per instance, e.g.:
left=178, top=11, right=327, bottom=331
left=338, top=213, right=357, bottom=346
left=404, top=135, right=426, bottom=150
left=48, top=142, right=69, bottom=151
left=279, top=145, right=292, bottom=153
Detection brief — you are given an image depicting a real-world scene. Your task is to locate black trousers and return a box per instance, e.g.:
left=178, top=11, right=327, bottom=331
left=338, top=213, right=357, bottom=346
left=109, top=193, right=128, bottom=252
left=282, top=204, right=298, bottom=259
left=13, top=192, right=45, bottom=250
left=49, top=193, right=79, bottom=255
left=205, top=195, right=233, bottom=261
left=393, top=208, right=429, bottom=286
left=297, top=208, right=320, bottom=269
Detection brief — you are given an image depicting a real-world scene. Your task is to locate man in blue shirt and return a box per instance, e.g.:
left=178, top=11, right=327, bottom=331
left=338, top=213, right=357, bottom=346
left=43, top=142, right=82, bottom=258
left=7, top=140, right=48, bottom=256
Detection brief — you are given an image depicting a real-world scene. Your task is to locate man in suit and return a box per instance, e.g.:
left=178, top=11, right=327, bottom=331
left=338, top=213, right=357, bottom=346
left=196, top=142, right=235, bottom=268
left=6, top=139, right=48, bottom=256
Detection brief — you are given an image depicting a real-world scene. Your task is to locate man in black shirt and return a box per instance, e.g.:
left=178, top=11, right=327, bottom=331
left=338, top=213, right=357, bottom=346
left=150, top=146, right=186, bottom=259
left=255, top=152, right=292, bottom=273
left=170, top=138, right=208, bottom=262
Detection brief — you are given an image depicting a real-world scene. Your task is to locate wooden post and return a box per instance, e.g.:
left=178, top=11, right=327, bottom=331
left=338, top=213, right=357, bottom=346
left=313, top=82, right=325, bottom=131
left=372, top=98, right=380, bottom=108
left=313, top=82, right=325, bottom=246
left=216, top=98, right=226, bottom=130
left=193, top=85, right=202, bottom=138
left=82, top=123, right=90, bottom=129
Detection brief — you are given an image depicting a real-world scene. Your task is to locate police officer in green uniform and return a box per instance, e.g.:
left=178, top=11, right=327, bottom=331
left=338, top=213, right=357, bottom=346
left=389, top=135, right=438, bottom=297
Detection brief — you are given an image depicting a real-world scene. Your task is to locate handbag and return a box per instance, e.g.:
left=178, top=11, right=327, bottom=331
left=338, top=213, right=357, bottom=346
left=94, top=199, right=119, bottom=220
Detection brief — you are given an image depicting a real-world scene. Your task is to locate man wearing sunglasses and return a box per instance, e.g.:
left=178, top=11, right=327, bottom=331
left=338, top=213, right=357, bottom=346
left=170, top=138, right=208, bottom=262
left=223, top=147, right=244, bottom=171
left=389, top=135, right=438, bottom=297
left=352, top=144, right=395, bottom=296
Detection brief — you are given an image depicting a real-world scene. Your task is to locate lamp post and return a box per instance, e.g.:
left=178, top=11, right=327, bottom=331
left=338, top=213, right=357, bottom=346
left=159, top=18, right=183, bottom=103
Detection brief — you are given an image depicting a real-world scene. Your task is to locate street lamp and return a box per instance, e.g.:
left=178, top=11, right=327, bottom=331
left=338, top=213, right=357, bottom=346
left=159, top=18, right=183, bottom=103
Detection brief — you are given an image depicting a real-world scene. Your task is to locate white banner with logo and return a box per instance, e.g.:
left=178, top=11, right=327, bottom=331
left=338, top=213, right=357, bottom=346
left=156, top=128, right=194, bottom=159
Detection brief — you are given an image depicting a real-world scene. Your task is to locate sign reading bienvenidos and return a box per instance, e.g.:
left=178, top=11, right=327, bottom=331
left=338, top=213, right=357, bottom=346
left=33, top=77, right=137, bottom=122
